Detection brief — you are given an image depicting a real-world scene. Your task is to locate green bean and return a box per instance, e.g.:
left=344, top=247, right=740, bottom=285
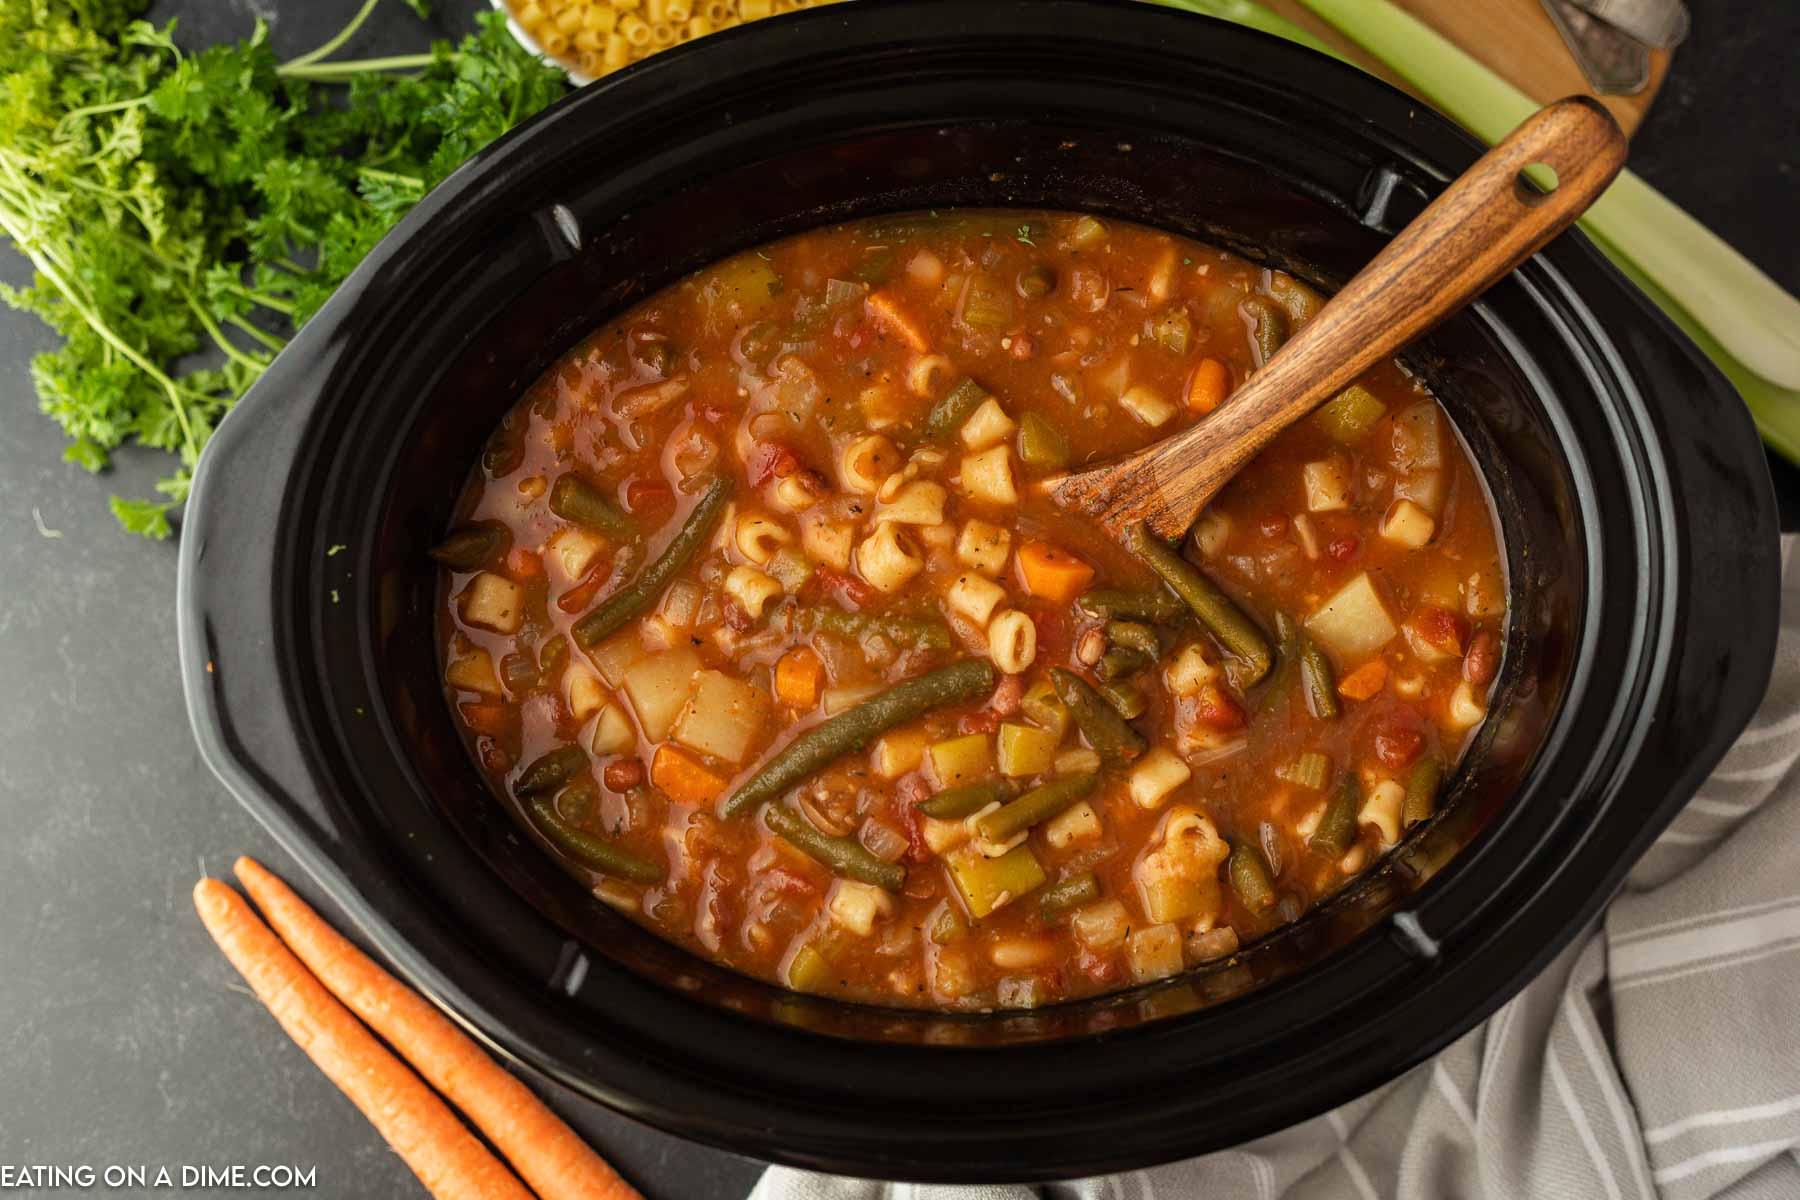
left=1105, top=620, right=1160, bottom=655
left=428, top=524, right=509, bottom=571
left=1050, top=668, right=1147, bottom=764
left=513, top=745, right=587, bottom=796
left=1098, top=680, right=1148, bottom=720
left=799, top=607, right=952, bottom=651
left=924, top=378, right=990, bottom=441
left=1228, top=841, right=1277, bottom=912
left=1276, top=612, right=1339, bottom=720
left=1242, top=295, right=1289, bottom=364
left=973, top=774, right=1096, bottom=844
left=764, top=802, right=906, bottom=891
left=916, top=779, right=1020, bottom=820
left=1039, top=871, right=1100, bottom=917
left=549, top=473, right=635, bottom=537
left=1126, top=524, right=1272, bottom=687
left=1404, top=757, right=1442, bottom=828
left=1097, top=647, right=1151, bottom=682
left=1309, top=773, right=1360, bottom=858
left=1017, top=412, right=1070, bottom=470
left=573, top=476, right=731, bottom=647
left=527, top=795, right=665, bottom=883
left=722, top=659, right=996, bottom=818
left=1076, top=588, right=1185, bottom=624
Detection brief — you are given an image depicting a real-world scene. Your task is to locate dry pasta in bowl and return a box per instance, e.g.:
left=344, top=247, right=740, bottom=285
left=493, top=0, right=848, bottom=83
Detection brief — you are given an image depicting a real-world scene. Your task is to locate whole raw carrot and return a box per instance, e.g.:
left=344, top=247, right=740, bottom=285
left=233, top=857, right=643, bottom=1200
left=193, top=878, right=533, bottom=1200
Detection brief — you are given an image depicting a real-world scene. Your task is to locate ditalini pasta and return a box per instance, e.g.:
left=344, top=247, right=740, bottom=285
left=505, top=0, right=847, bottom=81
left=434, top=209, right=1506, bottom=1009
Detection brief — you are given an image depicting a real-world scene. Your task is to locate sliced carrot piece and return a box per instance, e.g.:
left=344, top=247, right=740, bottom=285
left=651, top=744, right=728, bottom=805
left=774, top=647, right=824, bottom=709
left=1337, top=660, right=1389, bottom=701
left=866, top=290, right=930, bottom=352
left=1016, top=540, right=1096, bottom=605
left=458, top=702, right=514, bottom=737
left=504, top=546, right=544, bottom=581
left=1187, top=357, right=1231, bottom=415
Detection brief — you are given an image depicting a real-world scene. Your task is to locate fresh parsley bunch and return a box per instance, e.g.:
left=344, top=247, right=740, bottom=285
left=0, top=0, right=568, bottom=538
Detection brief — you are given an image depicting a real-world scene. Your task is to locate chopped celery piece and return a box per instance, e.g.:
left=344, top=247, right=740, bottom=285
left=946, top=844, right=1047, bottom=918
left=1016, top=412, right=1071, bottom=471
left=997, top=723, right=1060, bottom=777
left=1313, top=384, right=1386, bottom=443
left=1276, top=750, right=1332, bottom=790
left=700, top=254, right=783, bottom=324
left=1153, top=309, right=1193, bottom=355
left=823, top=278, right=865, bottom=309
left=928, top=733, right=993, bottom=786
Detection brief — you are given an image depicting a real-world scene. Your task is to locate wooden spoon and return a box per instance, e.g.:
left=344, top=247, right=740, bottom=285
left=1047, top=96, right=1627, bottom=540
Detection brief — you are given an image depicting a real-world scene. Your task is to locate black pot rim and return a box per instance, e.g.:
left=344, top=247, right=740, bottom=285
left=176, top=0, right=1780, bottom=1180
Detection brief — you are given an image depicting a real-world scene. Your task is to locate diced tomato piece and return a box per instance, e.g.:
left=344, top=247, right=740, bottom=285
left=1404, top=606, right=1469, bottom=662
left=1258, top=512, right=1290, bottom=539
left=746, top=441, right=803, bottom=488
left=1327, top=536, right=1360, bottom=563
left=477, top=737, right=514, bottom=774
left=503, top=547, right=543, bottom=581
left=1195, top=684, right=1245, bottom=731
left=460, top=703, right=514, bottom=737
left=959, top=709, right=1001, bottom=735
left=814, top=566, right=876, bottom=611
left=986, top=673, right=1024, bottom=717
left=762, top=866, right=820, bottom=898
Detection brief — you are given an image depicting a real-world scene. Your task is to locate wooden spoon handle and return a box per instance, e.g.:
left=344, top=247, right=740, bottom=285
left=1053, top=96, right=1627, bottom=539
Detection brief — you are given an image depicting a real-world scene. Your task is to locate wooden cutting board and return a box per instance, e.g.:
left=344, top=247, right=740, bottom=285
left=1260, top=0, right=1672, bottom=135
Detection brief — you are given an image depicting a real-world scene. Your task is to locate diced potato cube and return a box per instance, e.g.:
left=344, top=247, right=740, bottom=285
left=621, top=646, right=701, bottom=741
left=1393, top=469, right=1445, bottom=515
left=1165, top=643, right=1219, bottom=696
left=1043, top=799, right=1101, bottom=849
left=923, top=815, right=969, bottom=855
left=1465, top=570, right=1505, bottom=619
left=587, top=631, right=644, bottom=688
left=871, top=728, right=929, bottom=780
left=445, top=648, right=501, bottom=696
left=1071, top=899, right=1130, bottom=949
left=959, top=445, right=1019, bottom=506
left=1380, top=498, right=1437, bottom=549
left=945, top=573, right=1008, bottom=628
left=1360, top=779, right=1404, bottom=846
left=460, top=572, right=524, bottom=634
left=1129, top=747, right=1192, bottom=809
left=1303, top=458, right=1352, bottom=512
left=1306, top=573, right=1398, bottom=658
left=946, top=844, right=1046, bottom=918
left=1390, top=402, right=1444, bottom=472
left=960, top=397, right=1018, bottom=451
left=566, top=668, right=605, bottom=723
left=672, top=669, right=768, bottom=764
left=548, top=527, right=607, bottom=585
left=997, top=723, right=1060, bottom=777
left=590, top=703, right=636, bottom=756
left=1126, top=923, right=1185, bottom=982
left=928, top=733, right=992, bottom=786
left=956, top=519, right=1013, bottom=576
left=827, top=880, right=894, bottom=936
left=1120, top=384, right=1176, bottom=427
left=1142, top=876, right=1212, bottom=924
left=1021, top=679, right=1070, bottom=739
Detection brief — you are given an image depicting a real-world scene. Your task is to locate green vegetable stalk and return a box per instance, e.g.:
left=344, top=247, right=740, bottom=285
left=0, top=0, right=569, bottom=537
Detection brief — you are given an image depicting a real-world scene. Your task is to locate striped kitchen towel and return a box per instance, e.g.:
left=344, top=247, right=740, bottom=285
left=753, top=540, right=1800, bottom=1200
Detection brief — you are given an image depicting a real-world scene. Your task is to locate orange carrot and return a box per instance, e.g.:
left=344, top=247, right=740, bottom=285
left=1016, top=540, right=1095, bottom=605
left=193, top=877, right=536, bottom=1200
left=774, top=647, right=823, bottom=709
left=458, top=702, right=514, bottom=737
left=1337, top=660, right=1389, bottom=701
left=1187, top=357, right=1230, bottom=415
left=650, top=744, right=728, bottom=805
left=232, top=859, right=643, bottom=1200
left=504, top=547, right=543, bottom=581
left=866, top=291, right=930, bottom=352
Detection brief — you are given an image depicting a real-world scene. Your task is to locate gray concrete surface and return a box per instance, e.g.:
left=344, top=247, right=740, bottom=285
left=0, top=1, right=1792, bottom=1197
